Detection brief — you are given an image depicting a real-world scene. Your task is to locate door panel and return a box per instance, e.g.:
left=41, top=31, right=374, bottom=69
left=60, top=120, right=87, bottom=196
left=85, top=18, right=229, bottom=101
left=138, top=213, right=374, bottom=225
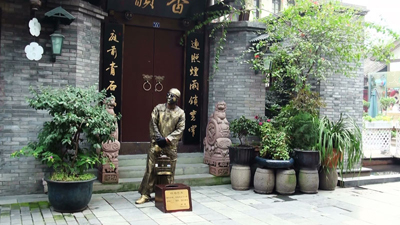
left=153, top=29, right=184, bottom=107
left=121, top=26, right=184, bottom=143
left=121, top=26, right=154, bottom=142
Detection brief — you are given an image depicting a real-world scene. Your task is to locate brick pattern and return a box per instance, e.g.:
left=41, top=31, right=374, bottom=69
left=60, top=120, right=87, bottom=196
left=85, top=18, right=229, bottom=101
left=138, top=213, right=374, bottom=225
left=75, top=11, right=102, bottom=88
left=319, top=66, right=364, bottom=169
left=319, top=66, right=364, bottom=126
left=208, top=22, right=266, bottom=125
left=0, top=0, right=105, bottom=195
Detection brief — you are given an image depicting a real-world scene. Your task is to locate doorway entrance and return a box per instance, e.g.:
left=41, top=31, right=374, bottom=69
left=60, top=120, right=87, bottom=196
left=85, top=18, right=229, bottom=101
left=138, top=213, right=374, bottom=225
left=121, top=26, right=184, bottom=143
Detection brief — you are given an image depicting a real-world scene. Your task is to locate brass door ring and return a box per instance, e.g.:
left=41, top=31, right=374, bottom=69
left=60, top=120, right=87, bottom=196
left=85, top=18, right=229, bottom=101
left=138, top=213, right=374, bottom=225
left=154, top=75, right=165, bottom=92
left=142, top=74, right=153, bottom=92
left=155, top=82, right=163, bottom=92
left=143, top=81, right=151, bottom=91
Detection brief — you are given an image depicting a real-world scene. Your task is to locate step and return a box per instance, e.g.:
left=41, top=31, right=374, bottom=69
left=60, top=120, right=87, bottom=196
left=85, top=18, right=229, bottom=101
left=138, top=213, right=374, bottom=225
left=338, top=167, right=372, bottom=178
left=338, top=174, right=400, bottom=187
left=92, top=174, right=231, bottom=193
left=118, top=163, right=209, bottom=178
left=118, top=153, right=204, bottom=167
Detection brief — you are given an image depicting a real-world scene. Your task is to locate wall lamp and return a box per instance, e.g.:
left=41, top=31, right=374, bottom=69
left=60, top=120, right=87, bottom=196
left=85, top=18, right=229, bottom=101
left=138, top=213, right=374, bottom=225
left=44, top=6, right=75, bottom=62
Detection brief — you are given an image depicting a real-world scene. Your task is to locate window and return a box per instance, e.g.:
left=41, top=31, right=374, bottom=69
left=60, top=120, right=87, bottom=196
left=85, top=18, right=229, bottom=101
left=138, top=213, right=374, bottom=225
left=272, top=0, right=281, bottom=14
left=287, top=0, right=295, bottom=5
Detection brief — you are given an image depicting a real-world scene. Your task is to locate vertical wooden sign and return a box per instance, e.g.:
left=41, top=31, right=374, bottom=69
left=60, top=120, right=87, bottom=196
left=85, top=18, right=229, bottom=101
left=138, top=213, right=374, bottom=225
left=184, top=33, right=204, bottom=144
left=102, top=23, right=123, bottom=116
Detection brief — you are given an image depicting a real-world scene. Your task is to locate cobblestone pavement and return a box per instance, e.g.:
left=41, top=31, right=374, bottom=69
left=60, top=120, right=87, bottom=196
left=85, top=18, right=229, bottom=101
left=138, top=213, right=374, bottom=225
left=1, top=182, right=400, bottom=225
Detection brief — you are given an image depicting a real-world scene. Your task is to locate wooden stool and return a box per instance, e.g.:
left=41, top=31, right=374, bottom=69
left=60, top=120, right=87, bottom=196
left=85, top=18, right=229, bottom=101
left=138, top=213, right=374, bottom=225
left=155, top=155, right=173, bottom=185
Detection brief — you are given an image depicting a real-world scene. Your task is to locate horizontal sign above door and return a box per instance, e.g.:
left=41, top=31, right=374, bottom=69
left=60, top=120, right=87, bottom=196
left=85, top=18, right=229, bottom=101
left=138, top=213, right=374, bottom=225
left=107, top=0, right=206, bottom=19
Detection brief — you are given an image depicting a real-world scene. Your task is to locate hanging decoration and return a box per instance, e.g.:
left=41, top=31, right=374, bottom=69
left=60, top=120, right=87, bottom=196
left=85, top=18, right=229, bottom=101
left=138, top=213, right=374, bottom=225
left=25, top=42, right=44, bottom=61
left=29, top=18, right=41, bottom=37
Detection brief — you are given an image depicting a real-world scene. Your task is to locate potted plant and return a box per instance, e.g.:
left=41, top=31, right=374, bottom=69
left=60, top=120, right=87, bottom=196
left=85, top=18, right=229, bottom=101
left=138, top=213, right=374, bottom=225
left=287, top=112, right=320, bottom=169
left=254, top=121, right=296, bottom=194
left=229, top=115, right=261, bottom=190
left=229, top=115, right=260, bottom=166
left=379, top=97, right=396, bottom=114
left=284, top=111, right=320, bottom=193
left=11, top=85, right=121, bottom=213
left=317, top=114, right=363, bottom=190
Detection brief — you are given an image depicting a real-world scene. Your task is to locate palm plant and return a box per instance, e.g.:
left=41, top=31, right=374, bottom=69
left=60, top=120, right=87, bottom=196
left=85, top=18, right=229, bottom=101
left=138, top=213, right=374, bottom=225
left=316, top=113, right=362, bottom=175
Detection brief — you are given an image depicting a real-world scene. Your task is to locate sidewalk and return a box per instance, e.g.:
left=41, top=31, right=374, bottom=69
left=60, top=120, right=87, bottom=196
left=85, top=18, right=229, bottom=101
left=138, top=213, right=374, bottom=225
left=1, top=182, right=400, bottom=225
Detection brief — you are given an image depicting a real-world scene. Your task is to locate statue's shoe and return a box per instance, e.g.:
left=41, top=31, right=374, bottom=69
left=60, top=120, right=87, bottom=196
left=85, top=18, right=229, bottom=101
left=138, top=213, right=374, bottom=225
left=135, top=195, right=150, bottom=204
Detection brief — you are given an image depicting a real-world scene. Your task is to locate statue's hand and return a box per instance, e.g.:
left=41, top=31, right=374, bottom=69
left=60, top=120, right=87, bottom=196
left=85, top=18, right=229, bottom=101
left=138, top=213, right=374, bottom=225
left=156, top=137, right=167, bottom=148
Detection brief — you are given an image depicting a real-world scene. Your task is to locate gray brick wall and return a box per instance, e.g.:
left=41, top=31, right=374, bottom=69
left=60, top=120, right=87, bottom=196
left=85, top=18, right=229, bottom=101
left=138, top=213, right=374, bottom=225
left=208, top=22, right=266, bottom=126
left=0, top=0, right=106, bottom=196
left=318, top=65, right=364, bottom=170
left=319, top=65, right=364, bottom=126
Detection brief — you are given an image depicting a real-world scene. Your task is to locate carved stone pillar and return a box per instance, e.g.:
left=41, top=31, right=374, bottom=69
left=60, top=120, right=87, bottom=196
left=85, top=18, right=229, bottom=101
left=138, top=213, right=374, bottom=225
left=203, top=101, right=231, bottom=176
left=98, top=97, right=120, bottom=183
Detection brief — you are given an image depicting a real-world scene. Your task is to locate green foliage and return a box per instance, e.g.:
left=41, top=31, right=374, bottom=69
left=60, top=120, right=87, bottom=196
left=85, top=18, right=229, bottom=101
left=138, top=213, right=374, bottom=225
left=230, top=115, right=266, bottom=146
left=286, top=112, right=320, bottom=151
left=290, top=88, right=326, bottom=116
left=363, top=114, right=392, bottom=122
left=363, top=100, right=370, bottom=109
left=11, top=86, right=121, bottom=181
left=250, top=0, right=398, bottom=91
left=272, top=88, right=324, bottom=131
left=265, top=67, right=296, bottom=118
left=50, top=172, right=95, bottom=181
left=259, top=122, right=290, bottom=160
left=316, top=114, right=362, bottom=175
left=379, top=97, right=396, bottom=110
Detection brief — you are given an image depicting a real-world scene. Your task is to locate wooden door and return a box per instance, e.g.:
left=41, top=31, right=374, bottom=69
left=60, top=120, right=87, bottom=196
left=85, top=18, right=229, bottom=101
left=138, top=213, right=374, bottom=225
left=121, top=26, right=184, bottom=142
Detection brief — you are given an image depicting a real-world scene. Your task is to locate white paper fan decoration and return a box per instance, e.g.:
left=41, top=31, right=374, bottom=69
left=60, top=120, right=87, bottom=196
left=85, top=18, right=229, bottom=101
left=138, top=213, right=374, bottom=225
left=25, top=42, right=44, bottom=61
left=29, top=18, right=41, bottom=37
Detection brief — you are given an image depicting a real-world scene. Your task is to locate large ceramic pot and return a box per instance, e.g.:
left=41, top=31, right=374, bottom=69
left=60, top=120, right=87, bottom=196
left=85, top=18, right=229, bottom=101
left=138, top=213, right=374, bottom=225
left=319, top=149, right=340, bottom=190
left=254, top=156, right=294, bottom=169
left=293, top=149, right=320, bottom=170
left=319, top=168, right=338, bottom=190
left=228, top=146, right=255, bottom=166
left=321, top=148, right=342, bottom=168
left=45, top=177, right=96, bottom=213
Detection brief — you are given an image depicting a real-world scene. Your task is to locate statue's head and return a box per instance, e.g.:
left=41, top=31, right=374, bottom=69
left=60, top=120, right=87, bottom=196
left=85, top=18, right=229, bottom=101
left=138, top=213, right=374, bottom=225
left=167, top=88, right=180, bottom=105
left=104, top=96, right=116, bottom=108
left=216, top=101, right=227, bottom=112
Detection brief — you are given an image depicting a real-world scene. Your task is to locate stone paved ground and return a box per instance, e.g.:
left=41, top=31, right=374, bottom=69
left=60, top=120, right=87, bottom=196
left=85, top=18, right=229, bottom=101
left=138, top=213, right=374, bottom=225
left=1, top=182, right=400, bottom=225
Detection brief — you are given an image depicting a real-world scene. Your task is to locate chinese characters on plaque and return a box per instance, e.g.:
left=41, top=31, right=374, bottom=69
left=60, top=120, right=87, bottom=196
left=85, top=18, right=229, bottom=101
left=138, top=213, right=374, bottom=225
left=102, top=24, right=123, bottom=117
left=184, top=33, right=203, bottom=144
left=107, top=0, right=204, bottom=19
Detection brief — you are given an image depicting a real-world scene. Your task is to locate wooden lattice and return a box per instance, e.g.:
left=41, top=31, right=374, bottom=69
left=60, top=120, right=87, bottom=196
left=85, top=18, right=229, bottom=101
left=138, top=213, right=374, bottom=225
left=363, top=128, right=391, bottom=155
left=396, top=128, right=400, bottom=156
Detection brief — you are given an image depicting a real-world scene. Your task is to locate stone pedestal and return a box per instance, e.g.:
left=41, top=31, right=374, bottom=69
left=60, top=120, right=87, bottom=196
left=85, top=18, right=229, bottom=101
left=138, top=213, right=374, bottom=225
left=99, top=97, right=120, bottom=184
left=254, top=168, right=275, bottom=194
left=231, top=165, right=251, bottom=190
left=298, top=169, right=319, bottom=194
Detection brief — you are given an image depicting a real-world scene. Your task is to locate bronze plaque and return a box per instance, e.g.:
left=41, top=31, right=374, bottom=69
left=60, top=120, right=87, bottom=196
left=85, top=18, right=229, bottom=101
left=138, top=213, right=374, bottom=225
left=155, top=183, right=192, bottom=213
left=165, top=189, right=190, bottom=211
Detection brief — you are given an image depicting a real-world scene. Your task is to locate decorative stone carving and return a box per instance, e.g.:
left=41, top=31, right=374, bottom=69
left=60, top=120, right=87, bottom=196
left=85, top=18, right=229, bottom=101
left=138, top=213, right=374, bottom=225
left=203, top=101, right=231, bottom=176
left=98, top=97, right=120, bottom=183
